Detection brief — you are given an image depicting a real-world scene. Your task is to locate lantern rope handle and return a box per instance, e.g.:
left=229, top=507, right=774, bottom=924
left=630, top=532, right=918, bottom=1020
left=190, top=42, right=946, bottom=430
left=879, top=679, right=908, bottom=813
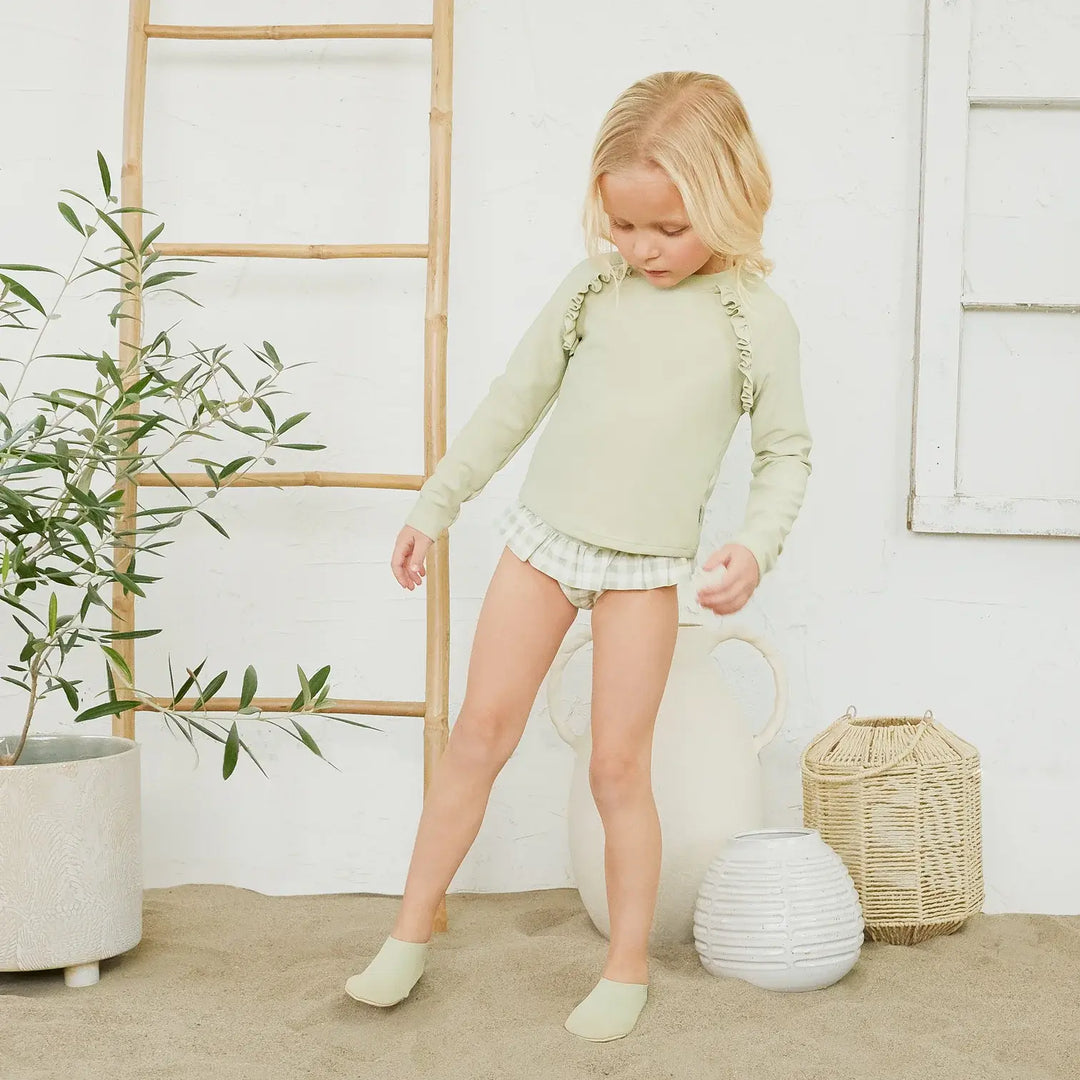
left=801, top=707, right=936, bottom=783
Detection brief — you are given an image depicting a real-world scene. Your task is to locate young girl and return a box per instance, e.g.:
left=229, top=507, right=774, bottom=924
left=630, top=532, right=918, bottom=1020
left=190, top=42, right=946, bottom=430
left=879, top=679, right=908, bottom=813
left=345, top=70, right=811, bottom=1042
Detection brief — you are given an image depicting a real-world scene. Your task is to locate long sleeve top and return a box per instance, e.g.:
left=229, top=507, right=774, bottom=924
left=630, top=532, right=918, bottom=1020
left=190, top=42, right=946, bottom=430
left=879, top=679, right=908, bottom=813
left=405, top=252, right=812, bottom=576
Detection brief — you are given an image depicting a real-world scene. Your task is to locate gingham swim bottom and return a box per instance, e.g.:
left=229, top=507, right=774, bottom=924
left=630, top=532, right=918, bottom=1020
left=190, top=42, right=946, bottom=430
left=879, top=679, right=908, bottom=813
left=496, top=501, right=695, bottom=610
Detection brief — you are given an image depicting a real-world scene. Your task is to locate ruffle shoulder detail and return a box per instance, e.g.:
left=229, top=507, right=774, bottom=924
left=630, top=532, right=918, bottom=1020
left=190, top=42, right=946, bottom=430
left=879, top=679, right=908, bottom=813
left=561, top=262, right=618, bottom=358
left=716, top=283, right=754, bottom=413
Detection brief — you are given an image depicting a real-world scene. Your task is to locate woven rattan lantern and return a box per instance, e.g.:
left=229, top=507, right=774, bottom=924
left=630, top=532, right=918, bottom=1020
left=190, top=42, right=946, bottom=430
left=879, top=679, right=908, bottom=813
left=800, top=707, right=983, bottom=945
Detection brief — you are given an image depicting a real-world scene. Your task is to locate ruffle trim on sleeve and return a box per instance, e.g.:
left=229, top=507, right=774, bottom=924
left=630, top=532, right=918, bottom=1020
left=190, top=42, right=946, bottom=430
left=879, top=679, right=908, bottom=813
left=716, top=284, right=754, bottom=413
left=558, top=264, right=755, bottom=414
left=561, top=264, right=618, bottom=358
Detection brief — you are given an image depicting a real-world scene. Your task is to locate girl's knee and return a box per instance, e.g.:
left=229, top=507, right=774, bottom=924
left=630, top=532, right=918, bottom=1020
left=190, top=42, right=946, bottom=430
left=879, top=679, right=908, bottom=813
left=449, top=706, right=522, bottom=768
left=588, top=751, right=650, bottom=803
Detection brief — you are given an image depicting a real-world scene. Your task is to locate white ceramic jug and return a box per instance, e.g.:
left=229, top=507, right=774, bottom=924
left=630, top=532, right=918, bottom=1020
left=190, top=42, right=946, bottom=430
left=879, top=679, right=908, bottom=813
left=546, top=619, right=787, bottom=945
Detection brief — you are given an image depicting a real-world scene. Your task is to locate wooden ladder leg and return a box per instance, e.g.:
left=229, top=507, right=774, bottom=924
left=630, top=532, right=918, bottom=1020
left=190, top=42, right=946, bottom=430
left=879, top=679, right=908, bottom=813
left=425, top=0, right=454, bottom=935
left=112, top=0, right=152, bottom=742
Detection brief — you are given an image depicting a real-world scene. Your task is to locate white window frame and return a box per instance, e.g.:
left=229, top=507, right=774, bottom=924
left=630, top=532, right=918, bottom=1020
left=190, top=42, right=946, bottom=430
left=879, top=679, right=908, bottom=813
left=909, top=0, right=1080, bottom=536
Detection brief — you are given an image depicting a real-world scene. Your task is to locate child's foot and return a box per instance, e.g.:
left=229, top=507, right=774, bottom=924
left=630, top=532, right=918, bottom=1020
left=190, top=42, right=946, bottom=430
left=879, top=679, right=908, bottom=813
left=564, top=977, right=649, bottom=1041
left=344, top=935, right=430, bottom=1007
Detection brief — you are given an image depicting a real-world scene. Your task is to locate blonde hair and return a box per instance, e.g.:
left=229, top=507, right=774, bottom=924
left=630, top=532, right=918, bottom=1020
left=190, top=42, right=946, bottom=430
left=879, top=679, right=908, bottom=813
left=582, top=71, right=774, bottom=291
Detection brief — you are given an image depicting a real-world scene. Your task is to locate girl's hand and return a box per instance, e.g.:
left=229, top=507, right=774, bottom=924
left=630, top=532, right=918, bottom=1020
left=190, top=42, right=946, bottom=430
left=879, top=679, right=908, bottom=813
left=391, top=525, right=434, bottom=591
left=696, top=543, right=760, bottom=615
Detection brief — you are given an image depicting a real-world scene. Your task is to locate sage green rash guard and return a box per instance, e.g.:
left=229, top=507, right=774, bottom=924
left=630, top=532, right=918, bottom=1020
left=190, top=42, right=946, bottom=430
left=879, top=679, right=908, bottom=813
left=405, top=252, right=812, bottom=577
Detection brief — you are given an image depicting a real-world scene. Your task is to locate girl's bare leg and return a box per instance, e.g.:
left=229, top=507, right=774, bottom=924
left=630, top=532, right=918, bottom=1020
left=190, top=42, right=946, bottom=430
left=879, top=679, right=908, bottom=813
left=587, top=584, right=679, bottom=983
left=389, top=547, right=578, bottom=942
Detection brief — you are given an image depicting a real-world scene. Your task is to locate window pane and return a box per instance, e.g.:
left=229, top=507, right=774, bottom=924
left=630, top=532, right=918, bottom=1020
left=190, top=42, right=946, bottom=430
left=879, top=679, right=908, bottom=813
left=964, top=109, right=1080, bottom=301
left=957, top=310, right=1080, bottom=499
left=971, top=0, right=1080, bottom=97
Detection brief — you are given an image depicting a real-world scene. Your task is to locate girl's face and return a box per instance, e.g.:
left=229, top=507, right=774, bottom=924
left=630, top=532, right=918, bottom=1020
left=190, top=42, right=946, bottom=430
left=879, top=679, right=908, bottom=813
left=599, top=163, right=725, bottom=288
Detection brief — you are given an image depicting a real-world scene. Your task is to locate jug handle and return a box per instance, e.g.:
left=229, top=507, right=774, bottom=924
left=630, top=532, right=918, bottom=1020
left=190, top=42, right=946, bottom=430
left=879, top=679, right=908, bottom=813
left=545, top=619, right=594, bottom=754
left=701, top=624, right=788, bottom=755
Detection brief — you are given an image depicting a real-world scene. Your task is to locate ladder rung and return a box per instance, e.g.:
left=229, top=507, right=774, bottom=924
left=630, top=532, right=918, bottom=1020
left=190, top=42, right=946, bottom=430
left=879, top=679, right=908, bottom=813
left=152, top=243, right=428, bottom=260
left=136, top=471, right=425, bottom=491
left=146, top=24, right=435, bottom=41
left=138, top=697, right=426, bottom=718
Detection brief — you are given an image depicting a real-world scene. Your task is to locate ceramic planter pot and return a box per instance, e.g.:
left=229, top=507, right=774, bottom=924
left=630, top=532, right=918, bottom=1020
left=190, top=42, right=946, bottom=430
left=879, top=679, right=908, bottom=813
left=0, top=734, right=142, bottom=987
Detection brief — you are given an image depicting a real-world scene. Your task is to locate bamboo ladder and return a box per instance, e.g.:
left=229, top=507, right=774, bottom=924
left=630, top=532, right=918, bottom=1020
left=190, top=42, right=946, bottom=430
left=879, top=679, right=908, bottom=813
left=115, top=1, right=455, bottom=932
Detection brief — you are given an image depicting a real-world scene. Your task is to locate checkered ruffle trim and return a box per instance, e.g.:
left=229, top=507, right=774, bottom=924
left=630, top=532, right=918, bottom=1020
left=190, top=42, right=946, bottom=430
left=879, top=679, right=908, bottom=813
left=497, top=502, right=694, bottom=591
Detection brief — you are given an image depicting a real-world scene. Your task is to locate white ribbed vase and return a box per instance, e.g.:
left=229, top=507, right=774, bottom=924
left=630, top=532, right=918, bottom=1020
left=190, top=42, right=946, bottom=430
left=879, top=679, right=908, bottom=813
left=694, top=827, right=864, bottom=992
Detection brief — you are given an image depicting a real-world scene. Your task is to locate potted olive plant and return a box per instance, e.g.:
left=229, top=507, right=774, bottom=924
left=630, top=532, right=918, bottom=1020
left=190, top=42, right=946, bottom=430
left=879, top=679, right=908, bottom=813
left=0, top=154, right=372, bottom=986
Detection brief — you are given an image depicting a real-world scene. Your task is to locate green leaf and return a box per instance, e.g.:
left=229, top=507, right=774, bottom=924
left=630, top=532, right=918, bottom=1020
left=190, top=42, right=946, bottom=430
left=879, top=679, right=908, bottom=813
left=51, top=521, right=96, bottom=564
left=104, top=657, right=117, bottom=696
left=134, top=504, right=194, bottom=518
left=191, top=669, right=228, bottom=712
left=74, top=698, right=142, bottom=722
left=157, top=288, right=202, bottom=307
left=111, top=570, right=146, bottom=598
left=95, top=209, right=135, bottom=253
left=143, top=270, right=195, bottom=289
left=58, top=202, right=86, bottom=236
left=312, top=713, right=381, bottom=732
left=297, top=665, right=312, bottom=708
left=57, top=677, right=80, bottom=710
left=170, top=711, right=220, bottom=747
left=104, top=628, right=162, bottom=640
left=196, top=509, right=229, bottom=538
left=150, top=461, right=191, bottom=498
left=254, top=397, right=276, bottom=426
left=223, top=721, right=240, bottom=779
left=59, top=188, right=97, bottom=208
left=34, top=350, right=96, bottom=361
left=0, top=263, right=59, bottom=274
left=276, top=443, right=325, bottom=451
left=97, top=151, right=112, bottom=198
left=0, top=275, right=46, bottom=317
left=74, top=257, right=126, bottom=281
left=48, top=591, right=57, bottom=634
left=291, top=718, right=323, bottom=758
left=0, top=483, right=35, bottom=513
left=308, top=665, right=330, bottom=696
left=276, top=411, right=309, bottom=435
left=217, top=361, right=246, bottom=391
left=170, top=665, right=200, bottom=706
left=141, top=221, right=165, bottom=254
left=218, top=456, right=255, bottom=480
left=239, top=665, right=257, bottom=710
left=100, top=645, right=133, bottom=683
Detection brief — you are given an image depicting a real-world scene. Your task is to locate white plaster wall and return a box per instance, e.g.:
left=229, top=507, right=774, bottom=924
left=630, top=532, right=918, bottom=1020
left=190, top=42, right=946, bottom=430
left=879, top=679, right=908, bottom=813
left=1, top=1, right=1076, bottom=914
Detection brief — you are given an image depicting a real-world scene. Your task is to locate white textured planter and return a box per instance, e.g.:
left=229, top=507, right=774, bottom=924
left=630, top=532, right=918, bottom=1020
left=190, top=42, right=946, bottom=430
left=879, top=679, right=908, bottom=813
left=694, top=827, right=863, bottom=992
left=0, top=734, right=142, bottom=987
